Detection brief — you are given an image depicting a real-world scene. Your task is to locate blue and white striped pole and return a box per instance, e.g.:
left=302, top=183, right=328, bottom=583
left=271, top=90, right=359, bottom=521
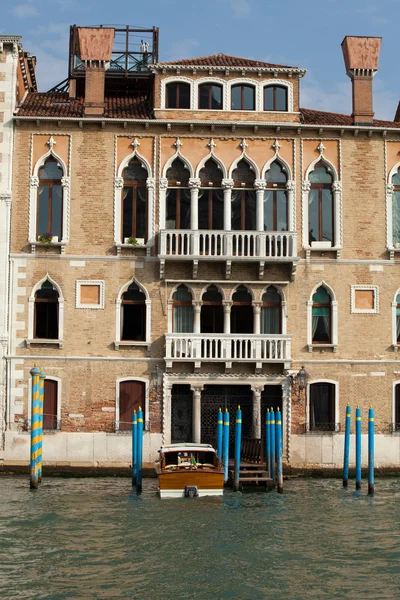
left=270, top=409, right=276, bottom=486
left=233, top=406, right=242, bottom=492
left=368, top=406, right=375, bottom=495
left=343, top=405, right=351, bottom=488
left=37, top=368, right=46, bottom=483
left=223, top=409, right=230, bottom=484
left=356, top=406, right=362, bottom=491
left=276, top=408, right=283, bottom=493
left=132, top=411, right=137, bottom=487
left=265, top=409, right=270, bottom=477
left=136, top=406, right=143, bottom=494
left=30, top=365, right=41, bottom=489
left=217, top=408, right=223, bottom=461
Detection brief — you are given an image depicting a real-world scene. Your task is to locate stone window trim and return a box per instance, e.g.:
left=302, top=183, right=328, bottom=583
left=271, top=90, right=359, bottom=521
left=159, top=76, right=294, bottom=112
left=27, top=274, right=64, bottom=349
left=392, top=288, right=400, bottom=351
left=114, top=141, right=155, bottom=254
left=302, top=154, right=342, bottom=255
left=29, top=143, right=70, bottom=254
left=386, top=160, right=400, bottom=257
left=350, top=285, right=379, bottom=314
left=305, top=379, right=339, bottom=434
left=391, top=381, right=400, bottom=433
left=75, top=280, right=105, bottom=309
left=307, top=281, right=338, bottom=352
left=114, top=278, right=151, bottom=349
left=27, top=376, right=62, bottom=432
left=114, top=377, right=150, bottom=433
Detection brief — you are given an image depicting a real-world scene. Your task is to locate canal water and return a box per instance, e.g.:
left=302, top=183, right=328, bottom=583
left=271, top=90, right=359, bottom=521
left=1, top=477, right=400, bottom=599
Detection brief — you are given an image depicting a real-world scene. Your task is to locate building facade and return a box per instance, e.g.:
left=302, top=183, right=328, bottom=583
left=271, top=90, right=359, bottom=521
left=4, top=28, right=400, bottom=470
left=0, top=36, right=36, bottom=460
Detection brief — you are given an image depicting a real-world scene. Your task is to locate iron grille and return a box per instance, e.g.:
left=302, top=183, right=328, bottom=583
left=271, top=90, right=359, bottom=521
left=171, top=386, right=192, bottom=444
left=305, top=422, right=341, bottom=433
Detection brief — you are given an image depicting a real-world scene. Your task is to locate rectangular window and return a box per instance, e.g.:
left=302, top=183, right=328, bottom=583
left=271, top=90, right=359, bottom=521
left=309, top=383, right=335, bottom=431
left=43, top=379, right=58, bottom=430
left=395, top=385, right=400, bottom=431
left=166, top=189, right=191, bottom=229
left=351, top=286, right=379, bottom=314
left=76, top=281, right=105, bottom=309
left=198, top=190, right=224, bottom=230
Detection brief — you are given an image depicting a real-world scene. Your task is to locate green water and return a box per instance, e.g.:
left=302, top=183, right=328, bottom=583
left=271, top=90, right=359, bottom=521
left=1, top=477, right=400, bottom=599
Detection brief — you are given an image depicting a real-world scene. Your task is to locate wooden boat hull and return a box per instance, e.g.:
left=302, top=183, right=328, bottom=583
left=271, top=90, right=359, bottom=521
left=158, top=470, right=224, bottom=498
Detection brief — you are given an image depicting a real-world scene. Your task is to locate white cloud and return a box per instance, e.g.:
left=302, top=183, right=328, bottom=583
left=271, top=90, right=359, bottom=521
left=12, top=3, right=38, bottom=18
left=230, top=0, right=251, bottom=16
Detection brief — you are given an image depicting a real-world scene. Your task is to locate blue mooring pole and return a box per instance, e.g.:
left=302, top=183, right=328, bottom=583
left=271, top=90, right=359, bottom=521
left=233, top=405, right=242, bottom=492
left=368, top=406, right=375, bottom=495
left=270, top=409, right=276, bottom=486
left=136, top=406, right=143, bottom=494
left=37, top=368, right=46, bottom=484
left=29, top=365, right=41, bottom=490
left=265, top=409, right=270, bottom=477
left=223, top=409, right=230, bottom=483
left=217, top=408, right=223, bottom=461
left=132, top=411, right=137, bottom=487
left=276, top=408, right=283, bottom=493
left=343, top=405, right=351, bottom=488
left=355, top=406, right=362, bottom=490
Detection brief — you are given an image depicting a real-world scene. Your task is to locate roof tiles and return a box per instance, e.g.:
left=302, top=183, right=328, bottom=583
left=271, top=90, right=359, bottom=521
left=155, top=53, right=298, bottom=70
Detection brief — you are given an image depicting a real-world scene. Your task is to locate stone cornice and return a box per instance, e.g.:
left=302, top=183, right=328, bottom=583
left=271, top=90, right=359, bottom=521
left=151, top=64, right=306, bottom=77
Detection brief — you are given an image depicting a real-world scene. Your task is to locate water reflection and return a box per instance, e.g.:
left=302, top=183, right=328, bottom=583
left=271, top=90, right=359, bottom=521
left=1, top=477, right=400, bottom=599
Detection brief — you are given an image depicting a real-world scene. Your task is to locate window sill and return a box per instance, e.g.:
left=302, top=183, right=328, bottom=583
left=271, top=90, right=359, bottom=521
left=30, top=241, right=66, bottom=254
left=389, top=247, right=400, bottom=259
left=305, top=246, right=342, bottom=259
left=115, top=243, right=148, bottom=257
left=114, top=340, right=150, bottom=350
left=26, top=339, right=64, bottom=349
left=393, top=344, right=400, bottom=352
left=308, top=343, right=337, bottom=353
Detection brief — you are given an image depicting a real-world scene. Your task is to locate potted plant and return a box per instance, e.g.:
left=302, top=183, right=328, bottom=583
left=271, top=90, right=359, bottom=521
left=38, top=231, right=53, bottom=244
left=125, top=236, right=139, bottom=246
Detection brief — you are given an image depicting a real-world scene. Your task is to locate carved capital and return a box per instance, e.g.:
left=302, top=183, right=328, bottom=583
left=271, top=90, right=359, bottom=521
left=302, top=180, right=311, bottom=193
left=146, top=177, right=155, bottom=190
left=193, top=301, right=202, bottom=309
left=254, top=179, right=266, bottom=191
left=387, top=183, right=395, bottom=195
left=332, top=181, right=342, bottom=193
left=222, top=178, right=234, bottom=190
left=251, top=385, right=264, bottom=395
left=286, top=179, right=295, bottom=192
left=188, top=177, right=201, bottom=189
left=159, top=178, right=169, bottom=190
left=30, top=176, right=39, bottom=188
left=61, top=176, right=70, bottom=189
left=223, top=301, right=232, bottom=310
left=114, top=177, right=124, bottom=190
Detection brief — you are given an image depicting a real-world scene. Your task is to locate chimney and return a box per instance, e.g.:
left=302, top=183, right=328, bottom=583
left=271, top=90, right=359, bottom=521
left=77, top=27, right=115, bottom=116
left=341, top=36, right=382, bottom=125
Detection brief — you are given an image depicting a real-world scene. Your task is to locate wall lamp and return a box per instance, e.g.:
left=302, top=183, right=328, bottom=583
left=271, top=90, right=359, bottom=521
left=287, top=365, right=309, bottom=400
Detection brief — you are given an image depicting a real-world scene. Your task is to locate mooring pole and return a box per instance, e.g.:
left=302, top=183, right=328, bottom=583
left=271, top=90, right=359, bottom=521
left=265, top=409, right=270, bottom=477
left=136, top=406, right=143, bottom=494
left=37, top=368, right=46, bottom=484
left=343, top=404, right=351, bottom=488
left=132, top=411, right=137, bottom=487
left=270, top=408, right=275, bottom=486
left=276, top=408, right=283, bottom=493
left=355, top=405, right=362, bottom=490
left=233, top=405, right=242, bottom=492
left=368, top=406, right=375, bottom=495
left=217, top=408, right=223, bottom=461
left=223, top=409, right=229, bottom=483
left=29, top=365, right=41, bottom=490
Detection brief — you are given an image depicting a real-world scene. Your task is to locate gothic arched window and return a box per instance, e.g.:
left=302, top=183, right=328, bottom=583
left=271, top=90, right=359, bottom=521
left=312, top=286, right=331, bottom=344
left=308, top=162, right=334, bottom=244
left=201, top=285, right=223, bottom=333
left=232, top=159, right=256, bottom=231
left=37, top=157, right=63, bottom=240
left=264, top=161, right=288, bottom=231
left=34, top=280, right=59, bottom=340
left=261, top=286, right=281, bottom=334
left=198, top=159, right=224, bottom=230
left=231, top=285, right=253, bottom=334
left=173, top=285, right=193, bottom=333
left=122, top=158, right=148, bottom=242
left=121, top=283, right=146, bottom=341
left=392, top=167, right=400, bottom=246
left=166, top=158, right=191, bottom=230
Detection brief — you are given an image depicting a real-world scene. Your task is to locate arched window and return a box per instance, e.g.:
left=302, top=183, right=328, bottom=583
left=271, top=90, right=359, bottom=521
left=396, top=294, right=400, bottom=344
left=312, top=286, right=331, bottom=344
left=34, top=280, right=59, bottom=340
left=118, top=380, right=145, bottom=431
left=392, top=167, right=400, bottom=246
left=232, top=159, right=256, bottom=231
left=309, top=162, right=333, bottom=244
left=231, top=285, right=253, bottom=334
left=44, top=379, right=58, bottom=430
left=231, top=84, right=255, bottom=110
left=166, top=82, right=190, bottom=109
left=173, top=285, right=193, bottom=333
left=309, top=382, right=336, bottom=431
left=121, top=283, right=146, bottom=341
left=264, top=85, right=288, bottom=111
left=201, top=285, right=223, bottom=333
left=199, top=83, right=223, bottom=110
left=166, top=158, right=191, bottom=230
left=261, top=286, right=281, bottom=334
left=122, top=158, right=148, bottom=243
left=198, top=159, right=224, bottom=230
left=264, top=161, right=288, bottom=231
left=37, top=157, right=63, bottom=241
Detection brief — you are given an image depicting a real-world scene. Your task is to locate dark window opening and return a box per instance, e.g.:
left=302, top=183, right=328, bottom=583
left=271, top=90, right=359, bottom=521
left=166, top=82, right=190, bottom=109
left=392, top=168, right=400, bottom=245
left=312, top=286, right=331, bottom=343
left=119, top=380, right=145, bottom=431
left=121, top=283, right=146, bottom=341
left=396, top=294, right=400, bottom=344
left=395, top=384, right=400, bottom=432
left=37, top=157, right=63, bottom=240
left=201, top=285, right=223, bottom=333
left=122, top=158, right=148, bottom=242
left=43, top=379, right=58, bottom=430
left=231, top=84, right=255, bottom=110
left=199, top=84, right=222, bottom=110
left=231, top=286, right=253, bottom=334
left=173, top=285, right=193, bottom=333
left=309, top=383, right=335, bottom=431
left=34, top=281, right=59, bottom=340
left=264, top=85, right=288, bottom=111
left=198, top=190, right=224, bottom=230
left=261, top=286, right=281, bottom=334
left=264, top=161, right=288, bottom=231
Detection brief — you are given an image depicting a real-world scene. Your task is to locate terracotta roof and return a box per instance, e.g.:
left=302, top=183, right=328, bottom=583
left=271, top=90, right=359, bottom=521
left=16, top=92, right=153, bottom=119
left=155, top=53, right=299, bottom=70
left=300, top=107, right=400, bottom=129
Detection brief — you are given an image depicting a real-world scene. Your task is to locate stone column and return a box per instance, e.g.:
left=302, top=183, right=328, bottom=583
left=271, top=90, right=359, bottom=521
left=251, top=386, right=263, bottom=439
left=189, top=178, right=201, bottom=230
left=253, top=301, right=262, bottom=335
left=193, top=301, right=201, bottom=334
left=159, top=178, right=168, bottom=231
left=223, top=301, right=232, bottom=334
left=163, top=382, right=172, bottom=446
left=332, top=180, right=342, bottom=248
left=222, top=179, right=234, bottom=231
left=192, top=385, right=203, bottom=444
left=254, top=180, right=266, bottom=232
left=286, top=180, right=295, bottom=232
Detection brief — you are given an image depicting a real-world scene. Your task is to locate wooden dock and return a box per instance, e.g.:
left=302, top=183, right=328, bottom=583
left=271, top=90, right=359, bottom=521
left=228, top=459, right=273, bottom=490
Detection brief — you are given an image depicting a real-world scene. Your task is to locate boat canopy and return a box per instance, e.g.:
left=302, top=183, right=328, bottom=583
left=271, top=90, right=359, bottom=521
left=159, top=443, right=215, bottom=453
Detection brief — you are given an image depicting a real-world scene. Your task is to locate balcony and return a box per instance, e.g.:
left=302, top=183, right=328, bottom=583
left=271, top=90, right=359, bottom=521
left=159, top=230, right=298, bottom=279
left=165, top=333, right=292, bottom=371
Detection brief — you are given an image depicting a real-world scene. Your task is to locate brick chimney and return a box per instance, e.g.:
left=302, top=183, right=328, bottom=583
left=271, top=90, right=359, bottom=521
left=77, top=27, right=115, bottom=116
left=341, top=36, right=382, bottom=125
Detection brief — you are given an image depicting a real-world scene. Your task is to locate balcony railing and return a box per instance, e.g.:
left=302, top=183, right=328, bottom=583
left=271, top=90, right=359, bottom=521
left=159, top=230, right=298, bottom=279
left=165, top=333, right=292, bottom=370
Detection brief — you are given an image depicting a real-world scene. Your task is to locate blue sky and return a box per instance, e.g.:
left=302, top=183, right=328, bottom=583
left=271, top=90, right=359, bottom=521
left=3, top=0, right=400, bottom=119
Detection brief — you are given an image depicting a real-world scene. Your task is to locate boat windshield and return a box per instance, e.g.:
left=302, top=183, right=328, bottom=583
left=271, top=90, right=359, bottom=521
left=164, top=451, right=216, bottom=467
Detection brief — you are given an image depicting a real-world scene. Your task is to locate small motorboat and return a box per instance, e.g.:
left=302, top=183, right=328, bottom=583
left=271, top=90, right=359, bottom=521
left=155, top=443, right=224, bottom=498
